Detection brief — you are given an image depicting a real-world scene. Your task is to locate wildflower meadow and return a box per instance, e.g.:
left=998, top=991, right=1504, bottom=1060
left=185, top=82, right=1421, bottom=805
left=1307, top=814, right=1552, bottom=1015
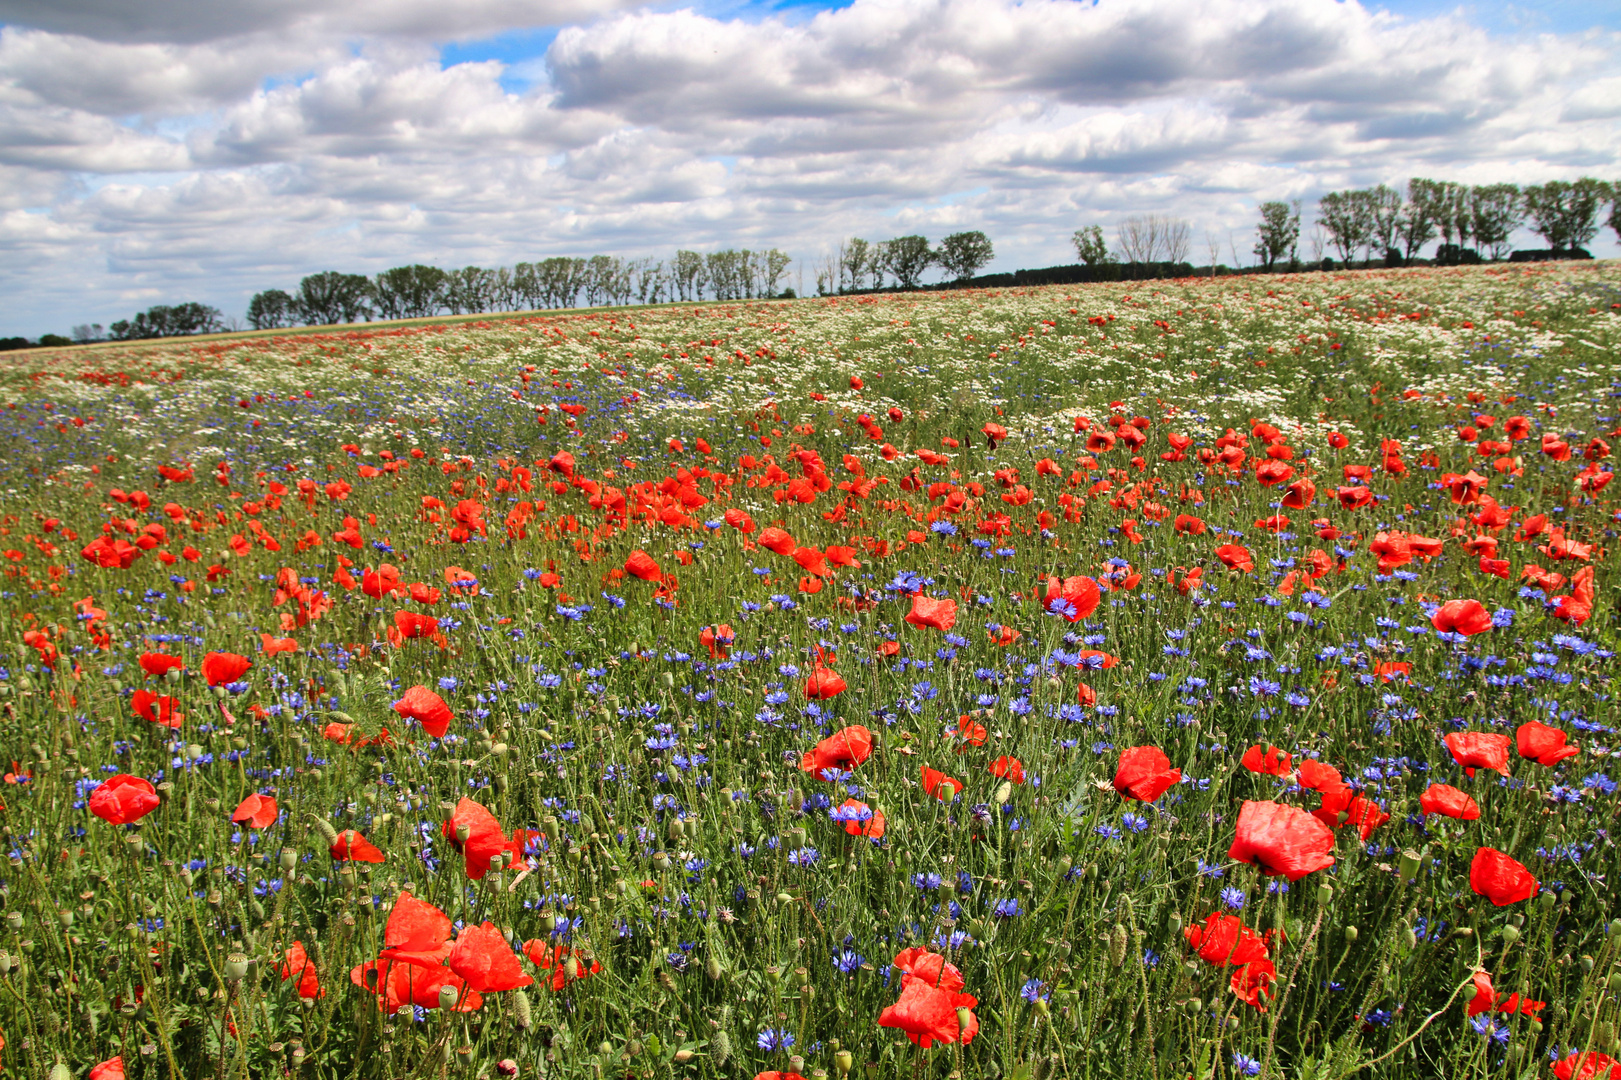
left=1, top=261, right=1619, bottom=1080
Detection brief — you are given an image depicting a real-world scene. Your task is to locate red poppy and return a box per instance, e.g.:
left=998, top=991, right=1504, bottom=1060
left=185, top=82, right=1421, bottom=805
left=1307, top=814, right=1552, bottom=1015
left=522, top=941, right=602, bottom=991
left=1311, top=789, right=1388, bottom=840
left=755, top=1073, right=808, bottom=1080
left=988, top=756, right=1025, bottom=784
left=837, top=798, right=886, bottom=839
left=331, top=829, right=387, bottom=862
left=1075, top=682, right=1097, bottom=707
left=1470, top=847, right=1538, bottom=906
left=1230, top=958, right=1277, bottom=1011
left=724, top=508, right=756, bottom=533
left=1418, top=783, right=1480, bottom=820
left=138, top=651, right=184, bottom=677
left=879, top=949, right=979, bottom=1048
left=378, top=890, right=454, bottom=967
left=1517, top=721, right=1578, bottom=767
left=1431, top=599, right=1492, bottom=636
left=89, top=774, right=160, bottom=825
left=393, top=610, right=439, bottom=639
left=1183, top=912, right=1269, bottom=967
left=231, top=792, right=279, bottom=829
left=394, top=685, right=453, bottom=738
left=699, top=623, right=735, bottom=659
left=801, top=725, right=874, bottom=780
left=441, top=797, right=529, bottom=881
left=1215, top=544, right=1254, bottom=572
left=449, top=921, right=534, bottom=993
left=1444, top=731, right=1512, bottom=777
left=905, top=595, right=958, bottom=631
left=1228, top=800, right=1335, bottom=880
left=1551, top=565, right=1595, bottom=626
left=1281, top=478, right=1315, bottom=509
left=1041, top=575, right=1101, bottom=621
left=921, top=766, right=963, bottom=801
left=950, top=714, right=988, bottom=748
left=1113, top=746, right=1180, bottom=803
left=1465, top=969, right=1545, bottom=1020
left=1295, top=759, right=1346, bottom=797
left=758, top=527, right=797, bottom=555
left=1240, top=745, right=1292, bottom=776
left=1552, top=1052, right=1621, bottom=1080
left=804, top=666, right=847, bottom=700
left=624, top=550, right=661, bottom=581
left=200, top=651, right=252, bottom=686
left=1373, top=660, right=1412, bottom=683
left=89, top=1058, right=125, bottom=1080
left=281, top=941, right=323, bottom=999
left=350, top=959, right=481, bottom=1014
left=131, top=688, right=182, bottom=728
left=791, top=546, right=831, bottom=576
left=260, top=634, right=299, bottom=655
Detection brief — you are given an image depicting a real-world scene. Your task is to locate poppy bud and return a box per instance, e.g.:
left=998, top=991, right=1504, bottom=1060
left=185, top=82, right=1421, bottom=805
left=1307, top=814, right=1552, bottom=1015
left=789, top=1056, right=806, bottom=1075
left=957, top=1007, right=973, bottom=1032
left=662, top=672, right=674, bottom=688
left=1581, top=955, right=1595, bottom=972
left=712, top=1030, right=731, bottom=1065
left=667, top=819, right=683, bottom=843
left=1403, top=928, right=1417, bottom=949
left=311, top=816, right=339, bottom=845
left=652, top=852, right=672, bottom=872
left=455, top=824, right=471, bottom=843
left=1501, top=926, right=1519, bottom=944
left=674, top=1049, right=695, bottom=1065
left=165, top=668, right=181, bottom=685
left=1609, top=919, right=1621, bottom=939
left=994, top=781, right=1013, bottom=805
left=1343, top=926, right=1358, bottom=943
left=565, top=956, right=580, bottom=979
left=438, top=984, right=460, bottom=1011
left=706, top=957, right=724, bottom=980
left=765, top=965, right=781, bottom=983
left=1462, top=982, right=1478, bottom=1001
left=498, top=1060, right=521, bottom=1077
left=1316, top=885, right=1333, bottom=906
left=1609, top=972, right=1621, bottom=994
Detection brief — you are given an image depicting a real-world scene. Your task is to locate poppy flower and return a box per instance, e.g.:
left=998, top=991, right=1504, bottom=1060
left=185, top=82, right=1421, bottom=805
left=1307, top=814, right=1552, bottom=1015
left=801, top=725, right=874, bottom=780
left=131, top=689, right=182, bottom=728
left=879, top=976, right=979, bottom=1048
left=89, top=1058, right=125, bottom=1080
left=921, top=766, right=963, bottom=802
left=836, top=798, right=886, bottom=839
left=1215, top=544, right=1254, bottom=572
left=138, top=651, right=184, bottom=677
left=1373, top=661, right=1412, bottom=683
left=393, top=611, right=439, bottom=639
left=350, top=958, right=481, bottom=1014
left=700, top=623, right=735, bottom=659
left=950, top=714, right=988, bottom=748
left=624, top=550, right=662, bottom=582
left=724, top=508, right=756, bottom=533
left=1113, top=746, right=1180, bottom=803
left=394, top=685, right=453, bottom=738
left=331, top=829, right=386, bottom=862
left=1550, top=565, right=1596, bottom=626
left=905, top=595, right=958, bottom=632
left=231, top=792, right=279, bottom=828
left=523, top=941, right=602, bottom=991
left=1295, top=759, right=1346, bottom=797
left=1240, top=745, right=1292, bottom=776
left=1470, top=847, right=1538, bottom=906
left=200, top=651, right=252, bottom=687
left=1281, top=478, right=1315, bottom=509
left=449, top=921, right=534, bottom=993
left=1230, top=958, right=1277, bottom=1010
left=791, top=546, right=831, bottom=576
left=988, top=756, right=1025, bottom=784
left=1183, top=912, right=1269, bottom=967
left=1516, top=721, right=1578, bottom=767
left=1042, top=575, right=1101, bottom=621
left=1552, top=1052, right=1621, bottom=1080
left=1075, top=682, right=1097, bottom=707
left=1311, top=789, right=1388, bottom=840
left=1418, top=783, right=1480, bottom=820
left=441, top=797, right=529, bottom=881
left=260, top=634, right=299, bottom=655
left=89, top=774, right=160, bottom=825
left=375, top=890, right=455, bottom=970
left=1444, top=731, right=1512, bottom=777
left=758, top=527, right=797, bottom=555
left=281, top=941, right=323, bottom=999
left=1431, top=599, right=1492, bottom=636
left=804, top=666, right=847, bottom=700
left=1228, top=800, right=1336, bottom=880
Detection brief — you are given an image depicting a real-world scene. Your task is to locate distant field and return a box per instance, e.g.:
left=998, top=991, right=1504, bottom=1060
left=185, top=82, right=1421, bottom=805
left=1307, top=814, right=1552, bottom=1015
left=0, top=263, right=1618, bottom=1080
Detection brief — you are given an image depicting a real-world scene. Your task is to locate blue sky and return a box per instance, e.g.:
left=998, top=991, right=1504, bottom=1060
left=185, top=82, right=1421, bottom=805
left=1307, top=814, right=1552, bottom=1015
left=0, top=0, right=1617, bottom=335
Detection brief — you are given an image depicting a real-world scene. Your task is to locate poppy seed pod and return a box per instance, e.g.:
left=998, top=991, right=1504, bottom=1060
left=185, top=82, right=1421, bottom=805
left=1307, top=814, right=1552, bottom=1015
left=225, top=952, right=250, bottom=982
left=438, top=984, right=460, bottom=1011
left=835, top=1050, right=853, bottom=1076
left=1502, top=926, right=1520, bottom=944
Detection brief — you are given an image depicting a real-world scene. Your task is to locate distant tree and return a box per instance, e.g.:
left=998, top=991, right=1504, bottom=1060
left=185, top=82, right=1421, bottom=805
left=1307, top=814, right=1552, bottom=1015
left=1162, top=218, right=1192, bottom=265
left=246, top=289, right=298, bottom=330
left=1522, top=178, right=1610, bottom=251
left=539, top=258, right=585, bottom=308
left=373, top=265, right=448, bottom=320
left=840, top=238, right=871, bottom=293
left=761, top=249, right=793, bottom=297
left=634, top=259, right=669, bottom=305
left=1609, top=185, right=1621, bottom=244
left=1400, top=179, right=1441, bottom=261
left=488, top=267, right=518, bottom=312
left=1469, top=184, right=1522, bottom=260
left=70, top=323, right=104, bottom=343
left=109, top=302, right=223, bottom=340
left=37, top=334, right=71, bottom=347
left=1252, top=201, right=1300, bottom=271
left=296, top=272, right=372, bottom=325
left=935, top=231, right=994, bottom=282
left=884, top=236, right=932, bottom=289
left=1431, top=181, right=1473, bottom=258
left=1071, top=225, right=1114, bottom=266
left=512, top=263, right=542, bottom=310
left=1317, top=191, right=1372, bottom=266
left=672, top=250, right=707, bottom=302
left=1115, top=216, right=1157, bottom=264
left=1365, top=184, right=1403, bottom=262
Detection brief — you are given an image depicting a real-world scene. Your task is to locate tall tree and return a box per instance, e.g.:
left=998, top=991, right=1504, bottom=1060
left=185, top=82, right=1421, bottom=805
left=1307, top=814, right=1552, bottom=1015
left=1317, top=192, right=1366, bottom=265
left=1468, top=184, right=1523, bottom=260
left=1252, top=201, right=1300, bottom=272
left=296, top=271, right=373, bottom=326
left=1522, top=178, right=1611, bottom=251
left=935, top=231, right=994, bottom=282
left=372, top=265, right=447, bottom=320
left=1400, top=179, right=1441, bottom=261
left=840, top=238, right=871, bottom=293
left=672, top=250, right=707, bottom=302
left=246, top=289, right=297, bottom=330
left=1072, top=226, right=1114, bottom=266
left=884, top=236, right=933, bottom=289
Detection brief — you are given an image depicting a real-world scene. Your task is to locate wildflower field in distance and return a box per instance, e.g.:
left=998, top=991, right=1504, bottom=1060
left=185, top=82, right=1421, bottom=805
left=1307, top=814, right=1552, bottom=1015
left=1, top=262, right=1620, bottom=1080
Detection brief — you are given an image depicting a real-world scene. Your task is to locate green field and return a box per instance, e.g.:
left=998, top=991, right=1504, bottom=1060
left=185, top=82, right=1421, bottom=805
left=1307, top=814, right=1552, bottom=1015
left=0, top=262, right=1618, bottom=1080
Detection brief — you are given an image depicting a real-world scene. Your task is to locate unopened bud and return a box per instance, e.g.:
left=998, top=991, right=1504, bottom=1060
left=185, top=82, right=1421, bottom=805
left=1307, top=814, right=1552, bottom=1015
left=994, top=781, right=1013, bottom=805
left=1343, top=926, right=1358, bottom=943
left=513, top=989, right=532, bottom=1030
left=311, top=817, right=339, bottom=845
left=706, top=957, right=724, bottom=980
left=1316, top=885, right=1332, bottom=906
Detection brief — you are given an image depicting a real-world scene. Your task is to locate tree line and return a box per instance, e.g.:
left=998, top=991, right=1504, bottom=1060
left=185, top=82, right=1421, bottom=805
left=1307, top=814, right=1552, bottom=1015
left=809, top=232, right=996, bottom=295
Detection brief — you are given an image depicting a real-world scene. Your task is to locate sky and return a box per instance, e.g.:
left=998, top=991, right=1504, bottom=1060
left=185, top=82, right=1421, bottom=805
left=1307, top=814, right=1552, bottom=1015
left=0, top=0, right=1617, bottom=337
